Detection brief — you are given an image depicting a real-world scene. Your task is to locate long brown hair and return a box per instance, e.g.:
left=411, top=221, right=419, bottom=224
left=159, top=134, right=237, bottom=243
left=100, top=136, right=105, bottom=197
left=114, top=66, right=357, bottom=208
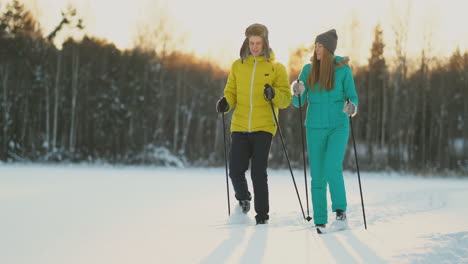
left=307, top=47, right=335, bottom=92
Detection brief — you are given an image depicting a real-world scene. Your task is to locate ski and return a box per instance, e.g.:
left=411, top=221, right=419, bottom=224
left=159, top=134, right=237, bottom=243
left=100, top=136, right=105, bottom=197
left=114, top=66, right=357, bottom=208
left=316, top=220, right=349, bottom=234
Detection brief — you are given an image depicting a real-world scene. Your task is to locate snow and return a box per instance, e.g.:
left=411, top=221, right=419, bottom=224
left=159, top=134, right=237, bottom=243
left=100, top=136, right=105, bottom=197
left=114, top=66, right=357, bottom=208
left=1, top=165, right=467, bottom=264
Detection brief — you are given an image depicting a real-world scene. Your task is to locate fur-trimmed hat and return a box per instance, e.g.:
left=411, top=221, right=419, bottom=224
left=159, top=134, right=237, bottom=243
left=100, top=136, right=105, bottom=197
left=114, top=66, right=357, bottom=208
left=315, top=29, right=338, bottom=54
left=239, top=23, right=271, bottom=61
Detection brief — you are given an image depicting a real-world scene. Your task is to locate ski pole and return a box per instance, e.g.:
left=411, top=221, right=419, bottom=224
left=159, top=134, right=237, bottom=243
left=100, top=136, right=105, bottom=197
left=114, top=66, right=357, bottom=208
left=221, top=112, right=231, bottom=216
left=297, top=87, right=312, bottom=222
left=347, top=98, right=367, bottom=230
left=265, top=84, right=306, bottom=220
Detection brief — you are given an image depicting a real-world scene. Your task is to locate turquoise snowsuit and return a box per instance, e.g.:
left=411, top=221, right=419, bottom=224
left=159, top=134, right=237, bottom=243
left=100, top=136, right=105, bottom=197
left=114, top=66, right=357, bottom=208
left=292, top=56, right=358, bottom=225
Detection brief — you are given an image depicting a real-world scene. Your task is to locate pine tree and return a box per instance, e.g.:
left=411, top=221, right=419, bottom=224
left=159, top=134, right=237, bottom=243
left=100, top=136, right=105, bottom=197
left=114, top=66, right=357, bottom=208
left=366, top=24, right=388, bottom=167
left=1, top=0, right=40, bottom=37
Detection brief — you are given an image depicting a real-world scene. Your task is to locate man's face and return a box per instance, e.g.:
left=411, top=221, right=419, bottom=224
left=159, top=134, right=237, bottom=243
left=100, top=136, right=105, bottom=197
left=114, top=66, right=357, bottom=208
left=249, top=36, right=263, bottom=56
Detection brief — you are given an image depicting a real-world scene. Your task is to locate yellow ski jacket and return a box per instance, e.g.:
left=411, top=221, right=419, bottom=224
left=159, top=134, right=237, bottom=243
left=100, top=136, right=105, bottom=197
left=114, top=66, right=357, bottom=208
left=224, top=52, right=291, bottom=135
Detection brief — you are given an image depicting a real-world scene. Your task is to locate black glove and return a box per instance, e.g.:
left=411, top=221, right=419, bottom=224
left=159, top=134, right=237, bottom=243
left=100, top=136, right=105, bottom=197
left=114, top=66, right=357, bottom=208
left=264, top=84, right=275, bottom=101
left=216, top=97, right=229, bottom=113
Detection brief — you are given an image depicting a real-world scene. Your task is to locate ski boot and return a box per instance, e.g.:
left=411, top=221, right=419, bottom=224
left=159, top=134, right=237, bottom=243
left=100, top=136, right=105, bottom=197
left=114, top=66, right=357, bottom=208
left=336, top=209, right=347, bottom=221
left=315, top=224, right=326, bottom=234
left=328, top=209, right=348, bottom=231
left=256, top=219, right=268, bottom=225
left=239, top=200, right=250, bottom=214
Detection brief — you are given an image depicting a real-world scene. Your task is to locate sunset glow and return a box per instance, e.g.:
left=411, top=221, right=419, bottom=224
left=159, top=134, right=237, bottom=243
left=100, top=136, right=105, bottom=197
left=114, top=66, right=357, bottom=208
left=22, top=0, right=468, bottom=70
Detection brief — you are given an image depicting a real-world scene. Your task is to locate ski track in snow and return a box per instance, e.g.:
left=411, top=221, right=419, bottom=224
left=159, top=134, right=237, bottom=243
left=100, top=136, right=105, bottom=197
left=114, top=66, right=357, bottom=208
left=0, top=165, right=467, bottom=264
left=358, top=186, right=450, bottom=226
left=396, top=232, right=468, bottom=263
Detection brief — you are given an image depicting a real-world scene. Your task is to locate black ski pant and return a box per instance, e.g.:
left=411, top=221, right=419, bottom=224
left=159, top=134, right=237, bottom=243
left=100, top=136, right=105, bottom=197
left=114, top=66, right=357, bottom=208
left=229, top=131, right=272, bottom=221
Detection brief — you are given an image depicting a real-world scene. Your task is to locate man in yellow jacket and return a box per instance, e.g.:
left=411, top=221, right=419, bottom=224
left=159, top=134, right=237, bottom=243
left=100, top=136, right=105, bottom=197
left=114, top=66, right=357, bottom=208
left=216, top=23, right=291, bottom=225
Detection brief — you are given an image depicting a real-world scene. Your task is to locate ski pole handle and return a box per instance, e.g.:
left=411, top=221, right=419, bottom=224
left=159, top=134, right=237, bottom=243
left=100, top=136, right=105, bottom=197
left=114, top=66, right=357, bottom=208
left=264, top=84, right=275, bottom=101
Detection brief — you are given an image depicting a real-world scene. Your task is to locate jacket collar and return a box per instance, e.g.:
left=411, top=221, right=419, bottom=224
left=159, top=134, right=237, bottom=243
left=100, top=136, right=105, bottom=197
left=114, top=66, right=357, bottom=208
left=243, top=51, right=276, bottom=63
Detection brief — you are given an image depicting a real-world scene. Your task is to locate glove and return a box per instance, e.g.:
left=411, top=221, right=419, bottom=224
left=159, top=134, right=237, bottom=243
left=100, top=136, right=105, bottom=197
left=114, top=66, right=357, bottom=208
left=264, top=84, right=275, bottom=101
left=291, top=80, right=305, bottom=96
left=216, top=97, right=229, bottom=113
left=343, top=101, right=357, bottom=117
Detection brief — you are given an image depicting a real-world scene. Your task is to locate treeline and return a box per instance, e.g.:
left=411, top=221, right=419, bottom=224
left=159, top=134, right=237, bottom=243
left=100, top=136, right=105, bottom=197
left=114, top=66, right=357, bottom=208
left=0, top=0, right=226, bottom=165
left=0, top=1, right=466, bottom=174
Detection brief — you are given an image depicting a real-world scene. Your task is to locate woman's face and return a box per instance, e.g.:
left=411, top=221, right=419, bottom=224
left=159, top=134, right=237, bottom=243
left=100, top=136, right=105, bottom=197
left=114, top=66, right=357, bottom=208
left=249, top=36, right=264, bottom=56
left=315, top=43, right=324, bottom=60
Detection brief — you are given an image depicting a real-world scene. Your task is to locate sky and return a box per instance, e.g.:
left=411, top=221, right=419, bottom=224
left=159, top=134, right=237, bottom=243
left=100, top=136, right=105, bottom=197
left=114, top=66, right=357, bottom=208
left=1, top=164, right=467, bottom=263
left=18, top=0, right=468, bottom=70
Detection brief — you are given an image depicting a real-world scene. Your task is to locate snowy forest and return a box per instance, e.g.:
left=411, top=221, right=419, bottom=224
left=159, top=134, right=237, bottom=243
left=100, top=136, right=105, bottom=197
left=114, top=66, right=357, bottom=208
left=0, top=0, right=467, bottom=174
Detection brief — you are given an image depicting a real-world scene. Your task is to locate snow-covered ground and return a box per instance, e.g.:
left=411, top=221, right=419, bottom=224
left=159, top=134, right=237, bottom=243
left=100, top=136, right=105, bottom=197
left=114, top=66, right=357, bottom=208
left=1, top=165, right=467, bottom=264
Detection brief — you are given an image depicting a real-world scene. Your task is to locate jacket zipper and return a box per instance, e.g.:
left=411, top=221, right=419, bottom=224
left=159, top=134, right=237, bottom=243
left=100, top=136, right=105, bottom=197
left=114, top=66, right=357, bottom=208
left=248, top=57, right=257, bottom=131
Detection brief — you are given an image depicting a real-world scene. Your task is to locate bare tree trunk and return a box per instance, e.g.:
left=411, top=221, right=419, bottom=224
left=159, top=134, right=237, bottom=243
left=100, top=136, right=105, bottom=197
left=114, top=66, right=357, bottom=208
left=181, top=98, right=196, bottom=155
left=464, top=75, right=468, bottom=162
left=421, top=71, right=428, bottom=168
left=70, top=48, right=80, bottom=152
left=172, top=72, right=181, bottom=153
left=45, top=78, right=50, bottom=152
left=53, top=53, right=62, bottom=152
left=366, top=74, right=374, bottom=165
left=388, top=74, right=400, bottom=168
left=447, top=117, right=455, bottom=169
left=143, top=65, right=150, bottom=147
left=153, top=62, right=165, bottom=142
left=196, top=116, right=207, bottom=159
left=1, top=65, right=9, bottom=160
left=437, top=106, right=445, bottom=170
left=407, top=110, right=416, bottom=169
left=21, top=81, right=28, bottom=148
left=389, top=0, right=412, bottom=169
left=213, top=115, right=221, bottom=153
left=420, top=8, right=436, bottom=170
left=380, top=78, right=387, bottom=148
left=428, top=116, right=435, bottom=166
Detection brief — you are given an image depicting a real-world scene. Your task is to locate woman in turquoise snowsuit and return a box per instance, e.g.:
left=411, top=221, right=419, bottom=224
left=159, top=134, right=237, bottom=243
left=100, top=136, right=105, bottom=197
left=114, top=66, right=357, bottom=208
left=291, top=29, right=358, bottom=231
